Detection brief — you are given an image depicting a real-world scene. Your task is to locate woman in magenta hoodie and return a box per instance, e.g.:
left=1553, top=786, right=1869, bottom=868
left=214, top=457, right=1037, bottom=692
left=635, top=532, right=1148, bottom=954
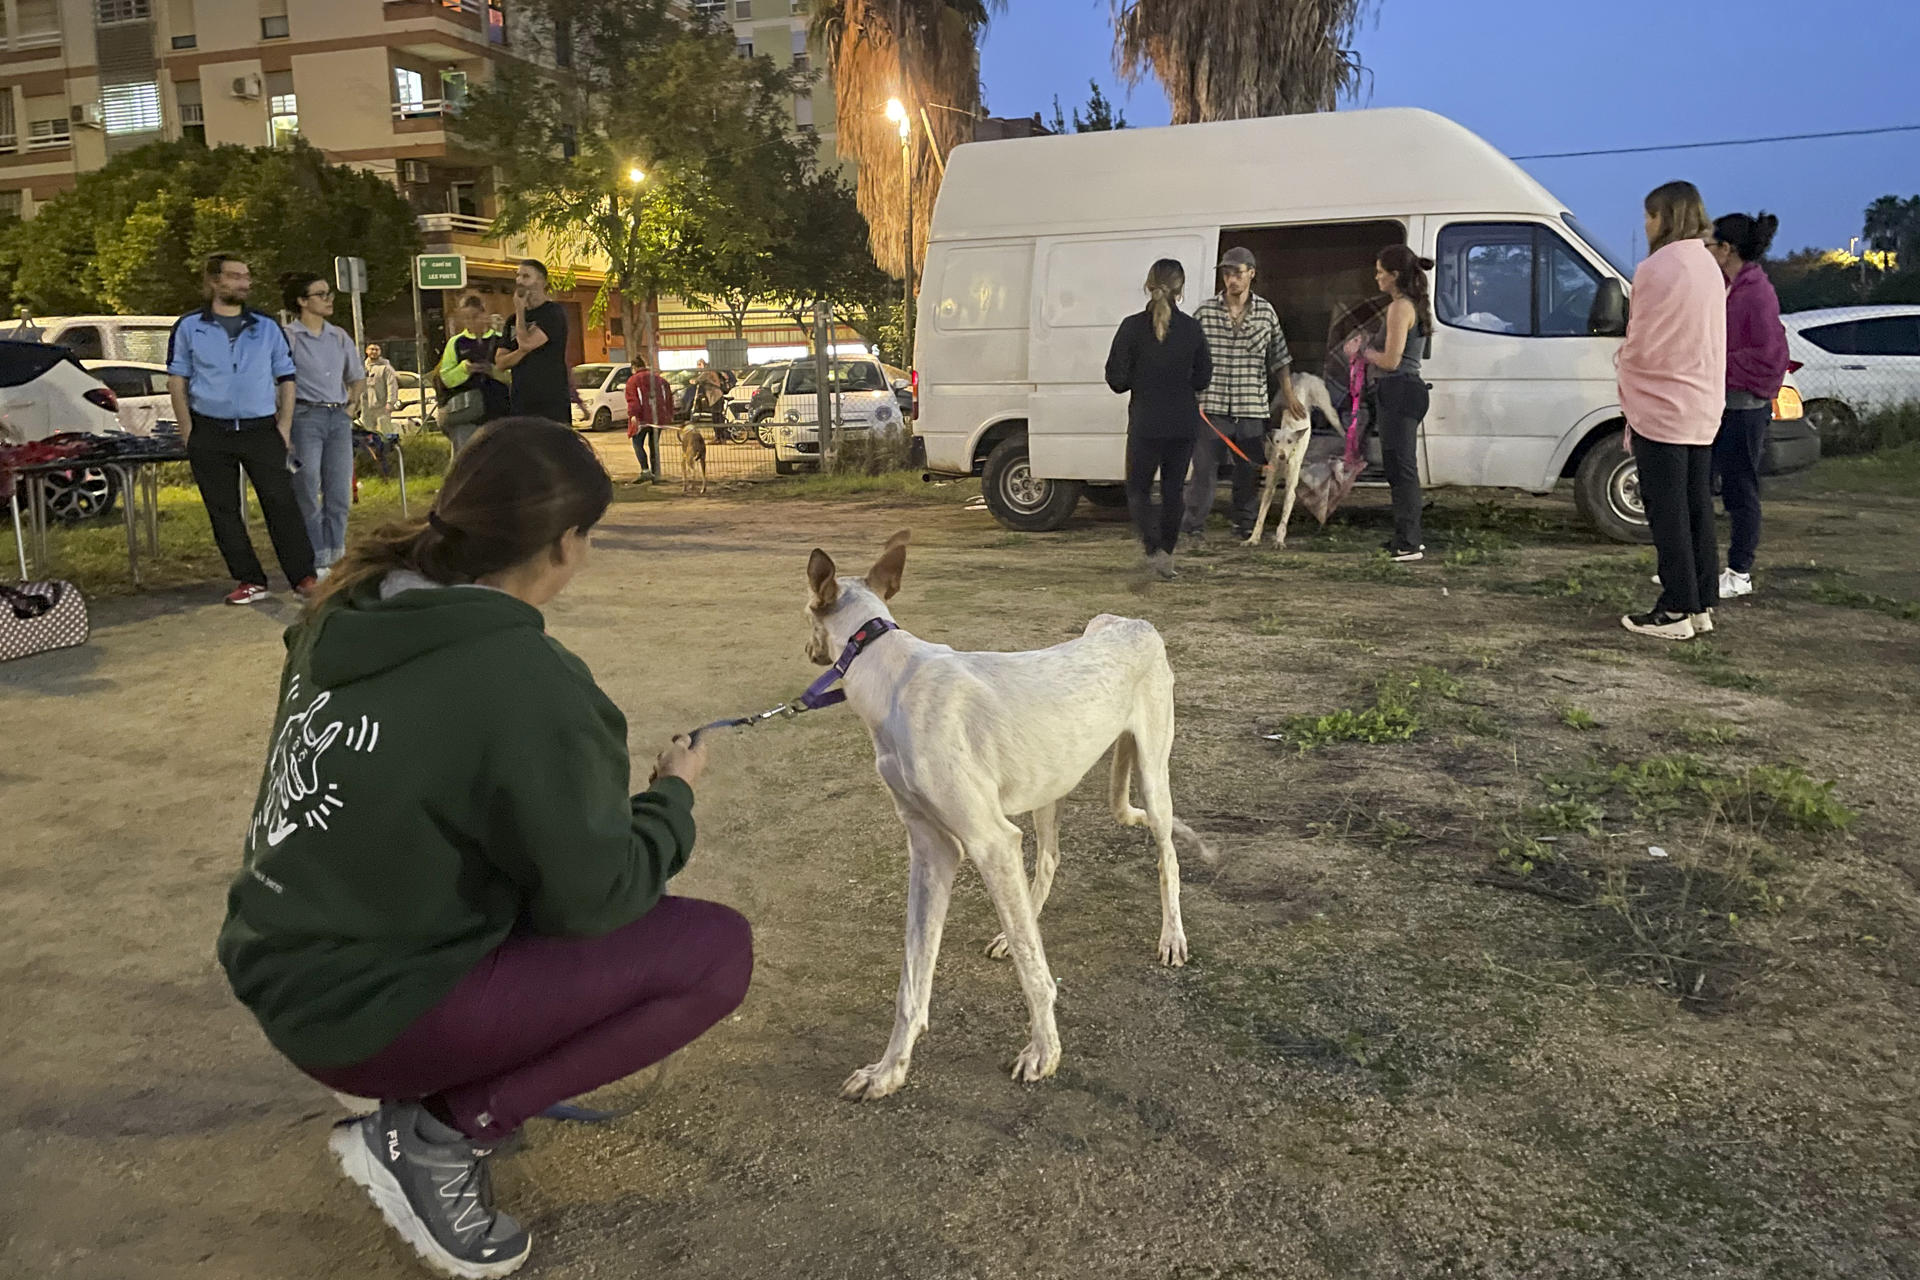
left=1707, top=212, right=1790, bottom=598
left=1617, top=181, right=1727, bottom=641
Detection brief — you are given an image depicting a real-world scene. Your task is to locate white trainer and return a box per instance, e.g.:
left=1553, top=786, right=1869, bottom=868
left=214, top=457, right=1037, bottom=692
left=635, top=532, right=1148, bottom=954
left=1719, top=569, right=1753, bottom=599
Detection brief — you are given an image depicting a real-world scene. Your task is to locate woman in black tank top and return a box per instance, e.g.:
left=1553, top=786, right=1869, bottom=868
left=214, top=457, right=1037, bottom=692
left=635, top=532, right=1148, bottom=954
left=1363, top=245, right=1435, bottom=561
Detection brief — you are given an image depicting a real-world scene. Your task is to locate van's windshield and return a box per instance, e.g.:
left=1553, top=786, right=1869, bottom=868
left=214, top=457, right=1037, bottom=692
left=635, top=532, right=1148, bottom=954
left=1563, top=214, right=1635, bottom=282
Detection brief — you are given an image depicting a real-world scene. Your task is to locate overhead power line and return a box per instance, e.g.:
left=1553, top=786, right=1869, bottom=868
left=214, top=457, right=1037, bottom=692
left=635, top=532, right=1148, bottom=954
left=1512, top=123, right=1920, bottom=161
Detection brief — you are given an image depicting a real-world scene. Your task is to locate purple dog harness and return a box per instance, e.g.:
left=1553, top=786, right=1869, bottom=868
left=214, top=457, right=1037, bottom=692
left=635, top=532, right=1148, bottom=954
left=687, top=617, right=896, bottom=745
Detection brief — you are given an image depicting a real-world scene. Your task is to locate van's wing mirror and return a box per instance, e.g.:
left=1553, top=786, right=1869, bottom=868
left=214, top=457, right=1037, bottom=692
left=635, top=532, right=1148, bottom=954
left=1589, top=279, right=1629, bottom=338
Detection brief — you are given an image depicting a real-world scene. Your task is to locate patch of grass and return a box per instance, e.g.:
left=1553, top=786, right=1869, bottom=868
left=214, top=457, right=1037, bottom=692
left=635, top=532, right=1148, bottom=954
left=1809, top=439, right=1920, bottom=496
left=1527, top=798, right=1607, bottom=836
left=1808, top=580, right=1920, bottom=622
left=1308, top=797, right=1420, bottom=853
left=1276, top=666, right=1463, bottom=752
left=992, top=533, right=1030, bottom=548
left=1667, top=642, right=1766, bottom=691
left=7, top=475, right=438, bottom=600
left=1506, top=555, right=1650, bottom=613
left=1558, top=704, right=1598, bottom=730
left=830, top=425, right=917, bottom=475
left=1249, top=611, right=1287, bottom=636
left=745, top=470, right=980, bottom=504
left=1673, top=716, right=1746, bottom=747
left=1709, top=765, right=1856, bottom=833
left=1493, top=828, right=1557, bottom=877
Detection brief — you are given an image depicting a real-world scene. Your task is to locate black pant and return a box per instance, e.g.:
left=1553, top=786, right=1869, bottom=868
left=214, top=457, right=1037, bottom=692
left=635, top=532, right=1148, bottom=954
left=1713, top=405, right=1768, bottom=574
left=186, top=420, right=316, bottom=589
left=1633, top=430, right=1717, bottom=616
left=1375, top=375, right=1428, bottom=551
left=1181, top=414, right=1264, bottom=535
left=1126, top=432, right=1197, bottom=555
left=631, top=427, right=658, bottom=476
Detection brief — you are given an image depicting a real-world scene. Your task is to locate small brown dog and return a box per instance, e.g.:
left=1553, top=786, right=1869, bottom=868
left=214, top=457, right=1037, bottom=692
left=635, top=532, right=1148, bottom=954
left=679, top=425, right=708, bottom=495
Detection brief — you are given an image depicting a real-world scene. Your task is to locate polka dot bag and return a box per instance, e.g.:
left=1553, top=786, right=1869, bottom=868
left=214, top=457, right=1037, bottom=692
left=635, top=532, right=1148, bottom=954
left=0, top=580, right=89, bottom=664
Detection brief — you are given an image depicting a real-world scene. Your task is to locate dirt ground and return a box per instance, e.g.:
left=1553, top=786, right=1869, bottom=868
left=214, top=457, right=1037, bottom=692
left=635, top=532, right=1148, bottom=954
left=3, top=471, right=1917, bottom=1279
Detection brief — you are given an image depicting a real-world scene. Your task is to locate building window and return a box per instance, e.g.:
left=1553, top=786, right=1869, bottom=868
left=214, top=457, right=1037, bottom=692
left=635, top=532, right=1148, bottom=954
left=94, top=0, right=151, bottom=23
left=170, top=33, right=196, bottom=48
left=449, top=181, right=478, bottom=218
left=735, top=39, right=753, bottom=58
left=261, top=14, right=289, bottom=39
left=790, top=0, right=809, bottom=13
left=441, top=70, right=469, bottom=113
left=734, top=0, right=752, bottom=15
left=487, top=0, right=506, bottom=44
left=0, top=94, right=15, bottom=151
left=268, top=93, right=298, bottom=146
left=691, top=0, right=724, bottom=18
left=394, top=67, right=426, bottom=114
left=794, top=91, right=813, bottom=128
left=552, top=17, right=572, bottom=68
left=14, top=0, right=61, bottom=42
left=28, top=118, right=72, bottom=150
left=0, top=190, right=22, bottom=220
left=101, top=81, right=162, bottom=135
left=558, top=123, right=577, bottom=160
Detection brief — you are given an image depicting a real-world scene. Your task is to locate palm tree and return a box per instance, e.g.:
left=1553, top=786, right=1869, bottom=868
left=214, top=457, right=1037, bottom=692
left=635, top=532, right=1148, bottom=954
left=812, top=0, right=1003, bottom=280
left=1114, top=0, right=1375, bottom=123
left=1863, top=194, right=1920, bottom=268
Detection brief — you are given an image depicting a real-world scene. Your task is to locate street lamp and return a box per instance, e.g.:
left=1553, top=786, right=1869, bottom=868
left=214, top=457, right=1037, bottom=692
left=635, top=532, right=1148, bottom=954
left=627, top=165, right=646, bottom=185
left=884, top=97, right=914, bottom=364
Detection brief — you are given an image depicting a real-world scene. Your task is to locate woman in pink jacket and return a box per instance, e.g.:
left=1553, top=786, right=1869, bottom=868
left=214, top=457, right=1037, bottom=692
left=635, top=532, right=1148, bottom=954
left=1617, top=181, right=1727, bottom=641
left=1708, top=212, right=1790, bottom=598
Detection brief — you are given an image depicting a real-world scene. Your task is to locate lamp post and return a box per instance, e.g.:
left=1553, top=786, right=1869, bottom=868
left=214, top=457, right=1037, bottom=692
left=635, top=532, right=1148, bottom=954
left=884, top=96, right=913, bottom=365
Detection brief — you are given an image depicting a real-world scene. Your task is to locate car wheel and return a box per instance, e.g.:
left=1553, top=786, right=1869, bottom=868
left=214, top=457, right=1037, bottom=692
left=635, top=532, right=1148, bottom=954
left=981, top=435, right=1082, bottom=531
left=1803, top=399, right=1864, bottom=454
left=1084, top=485, right=1130, bottom=509
left=592, top=408, right=612, bottom=432
left=43, top=467, right=118, bottom=523
left=1573, top=433, right=1652, bottom=545
left=755, top=415, right=776, bottom=449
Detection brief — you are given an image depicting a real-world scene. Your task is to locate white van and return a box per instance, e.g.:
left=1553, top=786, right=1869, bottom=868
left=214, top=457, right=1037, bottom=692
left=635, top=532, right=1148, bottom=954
left=910, top=108, right=1815, bottom=541
left=3, top=314, right=179, bottom=364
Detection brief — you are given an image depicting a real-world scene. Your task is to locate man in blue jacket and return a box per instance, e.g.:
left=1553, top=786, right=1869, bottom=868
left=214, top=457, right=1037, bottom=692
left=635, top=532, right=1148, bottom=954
left=167, top=252, right=317, bottom=605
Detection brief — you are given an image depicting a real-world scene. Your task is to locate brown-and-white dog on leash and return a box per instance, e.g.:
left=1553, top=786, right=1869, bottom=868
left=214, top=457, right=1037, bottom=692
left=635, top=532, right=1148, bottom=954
left=1245, top=371, right=1336, bottom=546
left=679, top=425, right=708, bottom=495
left=805, top=530, right=1214, bottom=1101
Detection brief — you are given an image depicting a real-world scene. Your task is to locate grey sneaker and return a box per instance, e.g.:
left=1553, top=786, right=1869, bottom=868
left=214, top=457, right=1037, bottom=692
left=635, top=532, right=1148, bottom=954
left=1149, top=550, right=1179, bottom=580
left=330, top=1102, right=531, bottom=1278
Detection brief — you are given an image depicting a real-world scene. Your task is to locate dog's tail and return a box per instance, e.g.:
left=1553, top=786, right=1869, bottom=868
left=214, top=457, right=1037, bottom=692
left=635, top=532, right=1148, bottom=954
left=1110, top=734, right=1221, bottom=867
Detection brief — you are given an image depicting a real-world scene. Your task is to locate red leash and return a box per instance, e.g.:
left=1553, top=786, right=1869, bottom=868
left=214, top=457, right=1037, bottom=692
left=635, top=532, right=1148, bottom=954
left=1199, top=409, right=1257, bottom=465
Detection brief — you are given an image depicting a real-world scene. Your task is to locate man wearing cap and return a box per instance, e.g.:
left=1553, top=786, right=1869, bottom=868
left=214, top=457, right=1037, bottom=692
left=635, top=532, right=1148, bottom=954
left=1184, top=246, right=1305, bottom=543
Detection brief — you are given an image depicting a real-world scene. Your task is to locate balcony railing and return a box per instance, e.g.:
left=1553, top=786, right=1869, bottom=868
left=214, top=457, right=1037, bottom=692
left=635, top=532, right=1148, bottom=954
left=417, top=213, right=494, bottom=235
left=385, top=0, right=482, bottom=11
left=393, top=98, right=449, bottom=119
left=27, top=133, right=71, bottom=152
left=4, top=29, right=63, bottom=51
left=0, top=134, right=16, bottom=153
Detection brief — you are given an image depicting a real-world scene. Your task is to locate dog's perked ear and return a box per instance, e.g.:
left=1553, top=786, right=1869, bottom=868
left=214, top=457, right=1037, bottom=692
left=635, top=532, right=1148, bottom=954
left=865, top=530, right=909, bottom=600
left=808, top=548, right=840, bottom=609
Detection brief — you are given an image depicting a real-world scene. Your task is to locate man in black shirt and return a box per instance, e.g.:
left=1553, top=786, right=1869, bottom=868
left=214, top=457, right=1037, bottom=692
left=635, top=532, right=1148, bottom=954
left=493, top=258, right=571, bottom=424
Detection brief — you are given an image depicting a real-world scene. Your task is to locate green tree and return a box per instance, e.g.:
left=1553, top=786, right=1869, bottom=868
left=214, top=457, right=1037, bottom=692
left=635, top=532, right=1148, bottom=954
left=1, top=140, right=419, bottom=316
left=1863, top=193, right=1919, bottom=271
left=1115, top=0, right=1374, bottom=122
left=1048, top=81, right=1129, bottom=134
left=762, top=168, right=899, bottom=357
left=457, top=0, right=808, bottom=364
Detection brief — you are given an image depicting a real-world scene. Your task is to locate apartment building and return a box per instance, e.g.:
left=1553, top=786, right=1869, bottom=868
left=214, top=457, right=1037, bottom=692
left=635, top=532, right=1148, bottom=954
left=716, top=0, right=836, bottom=167
left=0, top=0, right=841, bottom=363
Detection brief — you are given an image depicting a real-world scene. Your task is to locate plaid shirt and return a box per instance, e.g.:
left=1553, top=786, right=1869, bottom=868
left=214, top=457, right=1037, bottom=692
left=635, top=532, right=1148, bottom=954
left=1195, top=293, right=1290, bottom=418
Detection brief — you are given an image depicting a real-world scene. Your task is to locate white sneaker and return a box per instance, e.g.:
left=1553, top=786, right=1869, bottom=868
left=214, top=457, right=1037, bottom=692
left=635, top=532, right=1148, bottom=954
left=1622, top=610, right=1696, bottom=641
left=1719, top=569, right=1753, bottom=599
left=1691, top=610, right=1714, bottom=635
left=1650, top=573, right=1663, bottom=586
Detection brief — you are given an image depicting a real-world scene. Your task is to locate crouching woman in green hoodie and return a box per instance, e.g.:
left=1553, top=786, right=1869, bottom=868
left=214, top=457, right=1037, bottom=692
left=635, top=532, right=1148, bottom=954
left=216, top=418, right=750, bottom=1279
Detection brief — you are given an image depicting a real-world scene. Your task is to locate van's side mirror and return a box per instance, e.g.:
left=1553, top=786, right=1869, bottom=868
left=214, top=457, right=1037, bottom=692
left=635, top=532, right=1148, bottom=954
left=1589, top=279, right=1629, bottom=337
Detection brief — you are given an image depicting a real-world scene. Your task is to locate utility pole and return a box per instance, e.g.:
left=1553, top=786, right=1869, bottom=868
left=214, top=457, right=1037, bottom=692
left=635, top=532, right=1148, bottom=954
left=813, top=301, right=834, bottom=472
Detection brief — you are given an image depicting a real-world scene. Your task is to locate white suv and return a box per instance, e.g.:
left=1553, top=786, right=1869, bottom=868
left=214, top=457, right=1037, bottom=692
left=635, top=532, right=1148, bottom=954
left=0, top=339, right=126, bottom=520
left=1782, top=306, right=1920, bottom=451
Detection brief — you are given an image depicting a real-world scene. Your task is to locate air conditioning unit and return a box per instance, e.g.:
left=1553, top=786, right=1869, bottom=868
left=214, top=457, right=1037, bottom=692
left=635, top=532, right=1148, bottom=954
left=400, top=160, right=431, bottom=184
left=69, top=103, right=104, bottom=129
left=229, top=73, right=263, bottom=100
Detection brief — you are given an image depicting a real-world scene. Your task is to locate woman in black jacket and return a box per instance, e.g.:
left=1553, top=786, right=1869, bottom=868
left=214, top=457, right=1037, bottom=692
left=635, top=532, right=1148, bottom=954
left=1105, top=258, right=1213, bottom=579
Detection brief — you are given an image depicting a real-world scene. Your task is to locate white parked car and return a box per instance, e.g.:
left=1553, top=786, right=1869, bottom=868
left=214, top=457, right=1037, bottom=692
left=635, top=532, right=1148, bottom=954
left=82, top=359, right=176, bottom=436
left=2, top=313, right=178, bottom=363
left=0, top=339, right=127, bottom=521
left=570, top=362, right=632, bottom=432
left=1782, top=305, right=1920, bottom=450
left=770, top=357, right=908, bottom=474
left=912, top=107, right=1817, bottom=542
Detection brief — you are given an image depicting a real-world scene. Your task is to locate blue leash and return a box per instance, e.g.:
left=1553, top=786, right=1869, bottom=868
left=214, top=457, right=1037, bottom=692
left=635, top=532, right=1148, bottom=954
left=684, top=618, right=896, bottom=747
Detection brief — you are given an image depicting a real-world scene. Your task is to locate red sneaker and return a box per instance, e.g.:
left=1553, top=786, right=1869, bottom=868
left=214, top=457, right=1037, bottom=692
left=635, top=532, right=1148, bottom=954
left=292, top=575, right=319, bottom=599
left=224, top=583, right=270, bottom=606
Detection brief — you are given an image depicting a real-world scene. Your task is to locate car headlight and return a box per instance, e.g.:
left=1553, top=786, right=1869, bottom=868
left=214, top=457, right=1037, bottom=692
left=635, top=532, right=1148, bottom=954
left=874, top=404, right=894, bottom=422
left=784, top=409, right=800, bottom=423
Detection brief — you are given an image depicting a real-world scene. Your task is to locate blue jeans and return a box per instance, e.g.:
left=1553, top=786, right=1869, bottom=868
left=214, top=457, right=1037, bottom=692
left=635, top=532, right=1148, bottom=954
left=1712, top=405, right=1769, bottom=574
left=290, top=403, right=353, bottom=568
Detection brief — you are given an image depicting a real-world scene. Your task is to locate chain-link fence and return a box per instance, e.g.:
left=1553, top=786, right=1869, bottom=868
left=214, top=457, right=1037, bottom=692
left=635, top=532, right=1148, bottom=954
left=1781, top=310, right=1920, bottom=454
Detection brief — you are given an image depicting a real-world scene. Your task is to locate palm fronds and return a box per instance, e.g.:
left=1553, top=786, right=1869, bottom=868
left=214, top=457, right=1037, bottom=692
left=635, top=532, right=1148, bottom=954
left=1114, top=0, right=1375, bottom=124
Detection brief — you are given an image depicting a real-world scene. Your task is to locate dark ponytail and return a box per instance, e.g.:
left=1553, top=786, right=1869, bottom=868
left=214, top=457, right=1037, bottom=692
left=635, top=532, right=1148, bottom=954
left=308, top=419, right=613, bottom=612
left=280, top=271, right=325, bottom=313
left=1711, top=211, right=1779, bottom=263
left=1377, top=245, right=1435, bottom=335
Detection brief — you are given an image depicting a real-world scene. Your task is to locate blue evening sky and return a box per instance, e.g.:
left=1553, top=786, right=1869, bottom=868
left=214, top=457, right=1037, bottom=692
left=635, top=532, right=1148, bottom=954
left=979, top=0, right=1920, bottom=262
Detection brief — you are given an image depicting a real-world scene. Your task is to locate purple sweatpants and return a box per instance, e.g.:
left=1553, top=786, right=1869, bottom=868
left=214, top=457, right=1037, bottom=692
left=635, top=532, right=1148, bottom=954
left=304, top=897, right=753, bottom=1141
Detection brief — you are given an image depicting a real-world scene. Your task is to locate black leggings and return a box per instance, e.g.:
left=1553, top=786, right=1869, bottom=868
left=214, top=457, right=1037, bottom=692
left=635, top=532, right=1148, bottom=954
left=1633, top=430, right=1717, bottom=616
left=1125, top=432, right=1196, bottom=555
left=1375, top=375, right=1428, bottom=551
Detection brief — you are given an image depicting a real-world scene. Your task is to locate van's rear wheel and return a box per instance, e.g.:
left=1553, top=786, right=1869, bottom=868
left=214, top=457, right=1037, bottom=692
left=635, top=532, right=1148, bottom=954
left=982, top=436, right=1082, bottom=531
left=1573, top=434, right=1653, bottom=544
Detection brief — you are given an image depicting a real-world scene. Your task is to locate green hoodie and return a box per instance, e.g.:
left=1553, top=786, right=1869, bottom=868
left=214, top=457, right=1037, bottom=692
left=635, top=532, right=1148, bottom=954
left=216, top=578, right=696, bottom=1070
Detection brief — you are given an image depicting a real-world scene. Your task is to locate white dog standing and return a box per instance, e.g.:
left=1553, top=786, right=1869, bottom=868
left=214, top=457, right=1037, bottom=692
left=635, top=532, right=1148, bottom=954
left=805, top=531, right=1212, bottom=1100
left=1245, top=371, right=1337, bottom=546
